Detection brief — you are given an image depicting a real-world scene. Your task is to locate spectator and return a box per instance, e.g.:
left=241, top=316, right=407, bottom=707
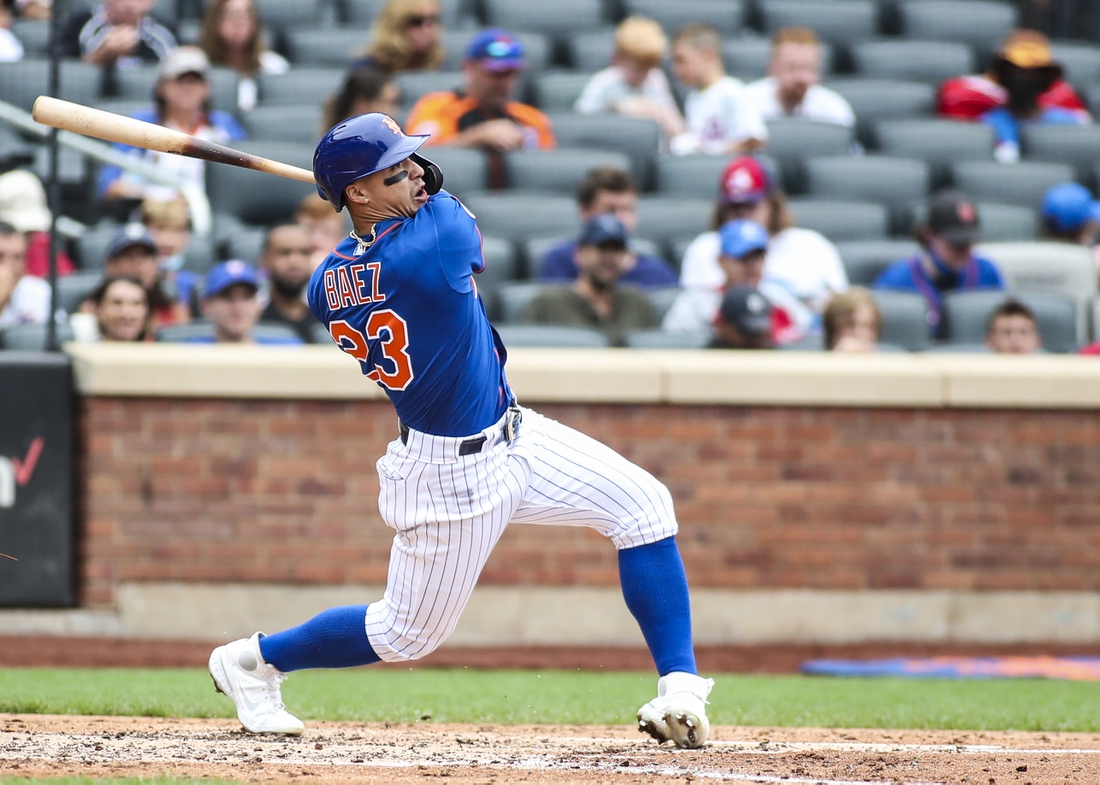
left=0, top=221, right=48, bottom=328
left=199, top=0, right=289, bottom=113
left=0, top=169, right=75, bottom=278
left=744, top=27, right=854, bottom=128
left=295, top=194, right=349, bottom=270
left=574, top=16, right=684, bottom=143
left=522, top=215, right=657, bottom=346
left=97, top=47, right=247, bottom=201
left=406, top=28, right=555, bottom=172
left=14, top=0, right=50, bottom=21
left=322, top=67, right=400, bottom=134
left=664, top=218, right=811, bottom=344
left=258, top=224, right=319, bottom=343
left=194, top=260, right=302, bottom=345
left=60, top=0, right=176, bottom=69
left=1041, top=183, right=1100, bottom=250
left=0, top=0, right=24, bottom=62
left=351, top=0, right=443, bottom=76
left=669, top=23, right=767, bottom=156
left=679, top=156, right=847, bottom=315
left=986, top=299, right=1042, bottom=354
left=539, top=166, right=676, bottom=290
left=99, top=224, right=189, bottom=327
left=874, top=190, right=1004, bottom=338
left=139, top=197, right=200, bottom=314
left=823, top=287, right=881, bottom=352
left=90, top=275, right=150, bottom=341
left=709, top=286, right=774, bottom=349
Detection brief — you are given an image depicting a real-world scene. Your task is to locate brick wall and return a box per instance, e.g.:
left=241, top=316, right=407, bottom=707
left=79, top=397, right=1100, bottom=607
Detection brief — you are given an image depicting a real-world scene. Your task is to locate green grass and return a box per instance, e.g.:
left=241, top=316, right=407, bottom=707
left=2, top=668, right=1100, bottom=732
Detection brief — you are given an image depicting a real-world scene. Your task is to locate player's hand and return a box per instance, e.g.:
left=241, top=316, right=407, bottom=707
left=470, top=120, right=526, bottom=151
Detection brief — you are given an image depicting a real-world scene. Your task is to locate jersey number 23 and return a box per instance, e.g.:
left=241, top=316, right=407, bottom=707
left=329, top=312, right=414, bottom=391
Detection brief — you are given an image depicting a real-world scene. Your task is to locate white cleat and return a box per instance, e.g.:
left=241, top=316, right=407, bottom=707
left=209, top=632, right=305, bottom=735
left=637, top=671, right=714, bottom=749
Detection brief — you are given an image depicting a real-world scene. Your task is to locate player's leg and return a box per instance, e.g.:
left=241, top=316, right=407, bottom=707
left=509, top=408, right=714, bottom=748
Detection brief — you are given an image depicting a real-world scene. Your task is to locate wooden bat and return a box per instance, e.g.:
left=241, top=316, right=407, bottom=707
left=31, top=95, right=316, bottom=184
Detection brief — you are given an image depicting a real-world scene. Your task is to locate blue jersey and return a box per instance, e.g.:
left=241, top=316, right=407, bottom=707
left=307, top=191, right=512, bottom=437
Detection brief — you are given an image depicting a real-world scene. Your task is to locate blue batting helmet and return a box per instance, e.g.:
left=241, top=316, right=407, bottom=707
left=313, top=113, right=430, bottom=211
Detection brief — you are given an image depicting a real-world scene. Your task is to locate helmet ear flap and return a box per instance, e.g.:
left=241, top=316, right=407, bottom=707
left=410, top=153, right=443, bottom=196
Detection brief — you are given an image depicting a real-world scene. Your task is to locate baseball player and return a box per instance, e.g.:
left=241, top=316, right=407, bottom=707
left=208, top=113, right=715, bottom=748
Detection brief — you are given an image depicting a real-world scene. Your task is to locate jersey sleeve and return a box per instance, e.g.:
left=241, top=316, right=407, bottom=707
left=427, top=193, right=485, bottom=292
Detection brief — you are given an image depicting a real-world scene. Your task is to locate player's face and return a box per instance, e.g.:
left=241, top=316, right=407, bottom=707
left=769, top=42, right=820, bottom=104
left=347, top=156, right=429, bottom=220
left=263, top=226, right=313, bottom=291
left=106, top=246, right=158, bottom=289
left=203, top=283, right=261, bottom=343
left=986, top=314, right=1041, bottom=354
left=582, top=189, right=638, bottom=234
left=96, top=279, right=148, bottom=342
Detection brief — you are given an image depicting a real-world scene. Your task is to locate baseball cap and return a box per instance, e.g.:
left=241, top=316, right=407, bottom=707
left=719, top=219, right=770, bottom=259
left=1042, top=182, right=1100, bottom=232
left=465, top=29, right=525, bottom=71
left=719, top=156, right=772, bottom=204
left=107, top=224, right=158, bottom=259
left=578, top=214, right=629, bottom=247
left=719, top=286, right=773, bottom=337
left=158, top=46, right=210, bottom=81
left=203, top=259, right=259, bottom=299
left=0, top=169, right=50, bottom=233
left=926, top=190, right=981, bottom=245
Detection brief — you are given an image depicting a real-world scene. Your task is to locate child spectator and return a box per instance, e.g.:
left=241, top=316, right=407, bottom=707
left=199, top=0, right=289, bottom=112
left=0, top=169, right=75, bottom=278
left=139, top=197, right=200, bottom=314
left=574, top=16, right=684, bottom=143
left=322, top=67, right=400, bottom=134
left=669, top=23, right=767, bottom=156
left=0, top=221, right=48, bottom=328
left=986, top=299, right=1042, bottom=354
left=352, top=0, right=443, bottom=76
left=90, top=275, right=150, bottom=342
left=744, top=27, right=854, bottom=128
left=99, top=224, right=189, bottom=328
left=1041, top=183, right=1100, bottom=250
left=823, top=287, right=881, bottom=352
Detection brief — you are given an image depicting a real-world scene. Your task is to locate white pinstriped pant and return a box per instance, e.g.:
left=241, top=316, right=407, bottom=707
left=364, top=406, right=679, bottom=662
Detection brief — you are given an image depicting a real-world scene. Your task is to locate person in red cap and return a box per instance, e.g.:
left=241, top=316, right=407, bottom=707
left=678, top=156, right=848, bottom=316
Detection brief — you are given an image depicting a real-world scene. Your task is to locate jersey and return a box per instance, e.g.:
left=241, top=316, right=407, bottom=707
left=307, top=190, right=511, bottom=437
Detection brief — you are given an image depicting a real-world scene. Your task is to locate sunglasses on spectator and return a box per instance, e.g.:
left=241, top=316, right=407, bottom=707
left=405, top=14, right=439, bottom=28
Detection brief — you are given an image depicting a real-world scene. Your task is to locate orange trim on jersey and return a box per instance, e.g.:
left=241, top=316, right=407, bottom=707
left=405, top=91, right=556, bottom=149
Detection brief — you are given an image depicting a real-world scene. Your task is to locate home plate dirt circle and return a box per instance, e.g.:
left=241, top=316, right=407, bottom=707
left=4, top=714, right=1100, bottom=784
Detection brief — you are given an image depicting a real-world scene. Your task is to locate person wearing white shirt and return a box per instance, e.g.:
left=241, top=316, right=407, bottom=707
left=574, top=16, right=684, bottom=142
left=0, top=222, right=50, bottom=329
left=669, top=23, right=767, bottom=156
left=743, top=27, right=855, bottom=128
left=678, top=156, right=848, bottom=319
left=0, top=1, right=24, bottom=63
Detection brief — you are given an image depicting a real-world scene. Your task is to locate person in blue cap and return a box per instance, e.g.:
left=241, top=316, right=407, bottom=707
left=1041, top=182, right=1100, bottom=249
left=189, top=260, right=302, bottom=344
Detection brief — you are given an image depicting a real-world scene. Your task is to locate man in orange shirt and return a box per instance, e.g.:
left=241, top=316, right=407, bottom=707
left=406, top=28, right=554, bottom=185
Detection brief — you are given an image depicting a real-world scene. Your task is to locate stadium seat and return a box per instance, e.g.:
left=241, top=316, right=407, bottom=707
left=223, top=226, right=266, bottom=266
left=395, top=71, right=465, bottom=110
left=535, top=71, right=597, bottom=111
left=482, top=0, right=606, bottom=45
left=1021, top=125, right=1100, bottom=186
left=474, top=235, right=519, bottom=317
left=787, top=199, right=889, bottom=241
left=0, top=59, right=103, bottom=113
left=825, top=78, right=936, bottom=149
left=874, top=119, right=994, bottom=187
left=116, top=65, right=240, bottom=117
left=634, top=197, right=712, bottom=245
left=90, top=99, right=151, bottom=119
left=624, top=0, right=745, bottom=36
left=181, top=235, right=216, bottom=274
left=1050, top=42, right=1100, bottom=89
left=759, top=0, right=878, bottom=47
left=835, top=239, right=921, bottom=286
left=284, top=27, right=371, bottom=67
left=624, top=329, right=711, bottom=349
left=547, top=114, right=661, bottom=188
left=0, top=321, right=74, bottom=350
left=923, top=342, right=991, bottom=353
left=344, top=0, right=464, bottom=27
left=495, top=281, right=551, bottom=324
left=244, top=105, right=323, bottom=144
left=506, top=148, right=632, bottom=194
left=33, top=145, right=85, bottom=188
left=805, top=155, right=930, bottom=232
left=423, top=147, right=489, bottom=197
left=11, top=20, right=49, bottom=57
left=950, top=160, right=1074, bottom=208
left=566, top=30, right=616, bottom=72
left=899, top=0, right=1018, bottom=62
left=460, top=193, right=580, bottom=244
left=206, top=141, right=316, bottom=225
left=495, top=324, right=611, bottom=347
left=259, top=68, right=344, bottom=106
left=778, top=334, right=826, bottom=351
left=157, top=322, right=215, bottom=342
left=656, top=153, right=741, bottom=199
left=870, top=290, right=930, bottom=351
left=722, top=36, right=836, bottom=81
left=851, top=40, right=975, bottom=86
left=254, top=0, right=321, bottom=32
left=763, top=118, right=853, bottom=194
left=77, top=224, right=121, bottom=270
left=57, top=271, right=102, bottom=315
left=941, top=290, right=1078, bottom=352
left=645, top=287, right=682, bottom=323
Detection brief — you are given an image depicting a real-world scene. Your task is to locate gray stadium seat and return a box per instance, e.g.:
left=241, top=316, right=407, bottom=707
left=506, top=148, right=632, bottom=194
left=760, top=0, right=878, bottom=47
left=826, top=78, right=936, bottom=149
left=1051, top=42, right=1100, bottom=89
left=33, top=145, right=85, bottom=187
left=624, top=329, right=711, bottom=349
left=567, top=30, right=616, bottom=72
left=547, top=113, right=661, bottom=188
left=941, top=290, right=1078, bottom=352
left=778, top=334, right=826, bottom=351
left=474, top=235, right=519, bottom=318
left=344, top=0, right=464, bottom=27
left=206, top=141, right=316, bottom=225
left=244, top=105, right=323, bottom=143
left=645, top=287, right=682, bottom=323
left=461, top=193, right=580, bottom=244
left=875, top=119, right=994, bottom=187
left=115, top=65, right=240, bottom=117
left=90, top=99, right=151, bottom=119
left=835, top=239, right=921, bottom=285
left=870, top=290, right=930, bottom=350
left=0, top=59, right=103, bottom=113
left=495, top=281, right=550, bottom=324
left=259, top=68, right=344, bottom=106
left=483, top=0, right=606, bottom=43
left=252, top=323, right=303, bottom=342
left=57, top=272, right=102, bottom=315
left=805, top=155, right=930, bottom=231
left=763, top=118, right=853, bottom=194
left=1, top=321, right=74, bottom=350
left=425, top=147, right=490, bottom=197
left=656, top=154, right=735, bottom=199
left=11, top=20, right=49, bottom=57
left=1021, top=125, right=1100, bottom=186
left=950, top=160, right=1074, bottom=208
left=899, top=0, right=1017, bottom=62
left=396, top=71, right=465, bottom=110
left=536, top=71, right=597, bottom=111
left=634, top=197, right=712, bottom=245
left=787, top=199, right=889, bottom=241
left=254, top=0, right=322, bottom=31
left=311, top=321, right=337, bottom=346
left=157, top=322, right=215, bottom=342
left=495, top=324, right=611, bottom=348
left=923, top=342, right=991, bottom=353
left=624, top=0, right=745, bottom=36
left=851, top=40, right=974, bottom=86
left=284, top=27, right=371, bottom=67
left=722, top=36, right=836, bottom=81
left=224, top=226, right=266, bottom=265
left=77, top=224, right=120, bottom=269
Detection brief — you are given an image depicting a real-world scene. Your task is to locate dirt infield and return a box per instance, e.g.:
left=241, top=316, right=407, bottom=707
left=4, top=714, right=1100, bottom=784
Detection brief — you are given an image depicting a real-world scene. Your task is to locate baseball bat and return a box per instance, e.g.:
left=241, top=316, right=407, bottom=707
left=31, top=95, right=316, bottom=184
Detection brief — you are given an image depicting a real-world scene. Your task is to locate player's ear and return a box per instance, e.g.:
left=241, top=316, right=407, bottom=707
left=344, top=180, right=371, bottom=207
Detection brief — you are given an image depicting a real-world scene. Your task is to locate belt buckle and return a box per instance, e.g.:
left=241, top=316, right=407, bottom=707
left=503, top=406, right=521, bottom=443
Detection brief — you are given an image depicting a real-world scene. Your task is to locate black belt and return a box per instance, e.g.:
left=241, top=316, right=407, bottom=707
left=399, top=407, right=522, bottom=455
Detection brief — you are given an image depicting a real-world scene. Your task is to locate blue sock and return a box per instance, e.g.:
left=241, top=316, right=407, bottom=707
left=258, top=605, right=381, bottom=672
left=618, top=537, right=697, bottom=676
